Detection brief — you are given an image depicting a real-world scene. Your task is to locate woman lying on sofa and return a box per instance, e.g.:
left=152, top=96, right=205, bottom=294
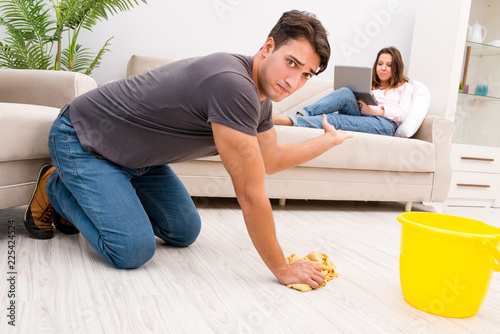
left=273, top=46, right=412, bottom=136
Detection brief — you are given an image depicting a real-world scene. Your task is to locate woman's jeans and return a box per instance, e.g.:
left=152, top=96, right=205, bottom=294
left=289, top=87, right=397, bottom=136
left=46, top=113, right=201, bottom=268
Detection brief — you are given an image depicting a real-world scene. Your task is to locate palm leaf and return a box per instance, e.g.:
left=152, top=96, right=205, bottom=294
left=1, top=0, right=147, bottom=73
left=85, top=36, right=112, bottom=75
left=61, top=37, right=111, bottom=74
left=0, top=0, right=55, bottom=43
left=61, top=43, right=92, bottom=72
left=61, top=0, right=147, bottom=31
left=0, top=42, right=27, bottom=68
left=0, top=0, right=55, bottom=69
left=0, top=25, right=52, bottom=69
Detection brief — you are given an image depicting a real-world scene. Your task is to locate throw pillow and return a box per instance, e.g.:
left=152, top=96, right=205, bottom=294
left=394, top=80, right=431, bottom=138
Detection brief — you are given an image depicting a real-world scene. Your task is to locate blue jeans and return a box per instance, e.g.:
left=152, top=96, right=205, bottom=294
left=289, top=87, right=397, bottom=136
left=46, top=113, right=201, bottom=268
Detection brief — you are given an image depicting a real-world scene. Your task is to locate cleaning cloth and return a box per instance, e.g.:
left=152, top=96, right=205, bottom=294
left=285, top=251, right=338, bottom=292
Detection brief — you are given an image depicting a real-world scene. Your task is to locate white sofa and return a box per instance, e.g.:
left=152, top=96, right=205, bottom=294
left=0, top=69, right=97, bottom=210
left=0, top=57, right=455, bottom=212
left=126, top=55, right=455, bottom=211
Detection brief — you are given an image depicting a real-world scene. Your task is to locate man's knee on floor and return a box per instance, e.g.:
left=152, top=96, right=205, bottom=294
left=175, top=228, right=200, bottom=247
left=156, top=217, right=201, bottom=247
left=107, top=234, right=156, bottom=269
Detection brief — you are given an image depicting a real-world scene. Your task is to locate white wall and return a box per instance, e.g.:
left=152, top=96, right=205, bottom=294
left=71, top=0, right=417, bottom=84
left=408, top=0, right=471, bottom=120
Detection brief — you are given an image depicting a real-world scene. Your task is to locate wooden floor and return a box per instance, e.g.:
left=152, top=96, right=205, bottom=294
left=1, top=198, right=500, bottom=334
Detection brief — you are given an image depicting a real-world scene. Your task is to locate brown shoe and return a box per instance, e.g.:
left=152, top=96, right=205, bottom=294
left=54, top=214, right=79, bottom=235
left=24, top=164, right=56, bottom=239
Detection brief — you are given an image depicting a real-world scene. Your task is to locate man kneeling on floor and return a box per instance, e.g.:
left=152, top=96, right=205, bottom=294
left=24, top=10, right=351, bottom=288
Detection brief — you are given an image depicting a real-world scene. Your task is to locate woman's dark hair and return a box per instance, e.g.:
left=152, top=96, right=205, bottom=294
left=268, top=10, right=330, bottom=75
left=372, top=46, right=409, bottom=90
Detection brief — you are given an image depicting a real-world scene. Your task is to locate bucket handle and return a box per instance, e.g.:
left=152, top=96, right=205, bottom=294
left=482, top=239, right=500, bottom=272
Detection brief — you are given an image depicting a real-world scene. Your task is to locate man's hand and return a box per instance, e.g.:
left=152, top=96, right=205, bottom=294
left=277, top=261, right=325, bottom=288
left=321, top=114, right=353, bottom=145
left=258, top=114, right=353, bottom=175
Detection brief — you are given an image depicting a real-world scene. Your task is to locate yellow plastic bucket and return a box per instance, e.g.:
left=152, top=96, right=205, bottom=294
left=397, top=212, right=500, bottom=318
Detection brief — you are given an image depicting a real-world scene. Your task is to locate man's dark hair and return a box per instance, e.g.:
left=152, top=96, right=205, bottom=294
left=268, top=10, right=330, bottom=75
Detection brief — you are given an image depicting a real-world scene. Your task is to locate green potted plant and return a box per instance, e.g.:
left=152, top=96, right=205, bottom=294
left=0, top=0, right=147, bottom=75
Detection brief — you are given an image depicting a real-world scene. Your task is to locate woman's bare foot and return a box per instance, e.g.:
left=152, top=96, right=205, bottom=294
left=272, top=114, right=293, bottom=126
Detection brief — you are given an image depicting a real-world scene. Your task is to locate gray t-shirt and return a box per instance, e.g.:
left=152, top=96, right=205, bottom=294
left=69, top=53, right=273, bottom=168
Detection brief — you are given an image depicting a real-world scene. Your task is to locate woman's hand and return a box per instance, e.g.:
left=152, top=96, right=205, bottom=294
left=358, top=101, right=384, bottom=117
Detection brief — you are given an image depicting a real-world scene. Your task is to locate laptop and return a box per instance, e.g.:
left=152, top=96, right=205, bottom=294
left=334, top=66, right=379, bottom=106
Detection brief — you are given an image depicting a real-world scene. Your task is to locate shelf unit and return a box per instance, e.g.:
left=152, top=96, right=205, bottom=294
left=458, top=92, right=500, bottom=101
left=447, top=38, right=500, bottom=207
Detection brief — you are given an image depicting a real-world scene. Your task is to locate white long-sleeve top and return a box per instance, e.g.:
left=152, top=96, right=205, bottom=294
left=372, top=82, right=413, bottom=125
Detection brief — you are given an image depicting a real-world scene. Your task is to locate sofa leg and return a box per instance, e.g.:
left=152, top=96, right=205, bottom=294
left=279, top=198, right=286, bottom=206
left=421, top=202, right=444, bottom=214
left=405, top=201, right=412, bottom=212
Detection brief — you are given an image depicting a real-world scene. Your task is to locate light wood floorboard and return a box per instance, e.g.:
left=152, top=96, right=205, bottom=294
left=1, top=199, right=500, bottom=333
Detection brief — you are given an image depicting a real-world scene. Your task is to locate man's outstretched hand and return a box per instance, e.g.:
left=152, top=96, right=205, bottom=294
left=322, top=114, right=353, bottom=145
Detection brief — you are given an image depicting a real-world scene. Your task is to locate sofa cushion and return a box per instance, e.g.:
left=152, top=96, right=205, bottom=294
left=0, top=103, right=59, bottom=162
left=197, top=125, right=435, bottom=172
left=395, top=80, right=431, bottom=138
left=277, top=126, right=435, bottom=172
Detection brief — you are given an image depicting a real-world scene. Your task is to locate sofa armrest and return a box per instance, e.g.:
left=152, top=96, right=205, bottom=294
left=411, top=115, right=453, bottom=143
left=0, top=69, right=97, bottom=109
left=412, top=115, right=455, bottom=202
left=0, top=103, right=60, bottom=162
